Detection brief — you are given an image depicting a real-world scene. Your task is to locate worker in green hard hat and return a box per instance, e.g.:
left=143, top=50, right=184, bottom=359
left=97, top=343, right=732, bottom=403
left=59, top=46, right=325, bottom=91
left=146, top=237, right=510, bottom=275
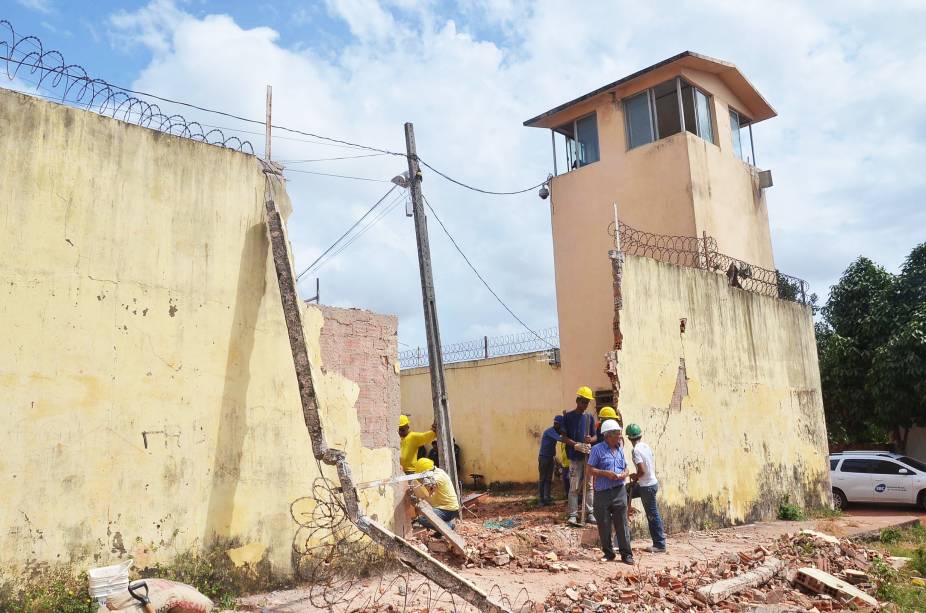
left=626, top=423, right=666, bottom=553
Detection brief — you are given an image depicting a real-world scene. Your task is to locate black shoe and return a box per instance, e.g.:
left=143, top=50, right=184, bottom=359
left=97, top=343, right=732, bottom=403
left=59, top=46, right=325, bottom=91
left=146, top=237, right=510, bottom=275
left=621, top=556, right=635, bottom=566
left=600, top=553, right=616, bottom=562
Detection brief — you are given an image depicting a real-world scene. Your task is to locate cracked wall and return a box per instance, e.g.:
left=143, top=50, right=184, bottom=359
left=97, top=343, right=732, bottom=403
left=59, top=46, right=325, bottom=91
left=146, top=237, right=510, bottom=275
left=618, top=254, right=831, bottom=529
left=0, top=88, right=399, bottom=572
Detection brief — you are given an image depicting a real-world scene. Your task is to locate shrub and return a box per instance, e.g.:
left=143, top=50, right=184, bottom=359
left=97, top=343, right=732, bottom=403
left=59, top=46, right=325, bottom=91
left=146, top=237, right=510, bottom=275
left=777, top=496, right=805, bottom=521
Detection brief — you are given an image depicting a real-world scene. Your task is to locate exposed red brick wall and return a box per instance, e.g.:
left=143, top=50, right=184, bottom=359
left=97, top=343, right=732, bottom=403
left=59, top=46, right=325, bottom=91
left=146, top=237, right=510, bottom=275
left=316, top=305, right=400, bottom=450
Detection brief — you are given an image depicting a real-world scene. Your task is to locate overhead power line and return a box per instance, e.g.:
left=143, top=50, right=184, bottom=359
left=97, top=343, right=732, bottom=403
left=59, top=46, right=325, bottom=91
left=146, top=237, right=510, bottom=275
left=417, top=159, right=547, bottom=195
left=3, top=54, right=550, bottom=194
left=296, top=185, right=400, bottom=280
left=285, top=168, right=392, bottom=183
left=422, top=195, right=555, bottom=348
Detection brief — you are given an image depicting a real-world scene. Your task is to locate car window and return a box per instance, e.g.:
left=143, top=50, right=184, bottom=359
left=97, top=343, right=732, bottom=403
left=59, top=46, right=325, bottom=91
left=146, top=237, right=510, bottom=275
left=900, top=456, right=926, bottom=472
left=841, top=459, right=877, bottom=473
left=872, top=460, right=907, bottom=475
left=830, top=459, right=838, bottom=471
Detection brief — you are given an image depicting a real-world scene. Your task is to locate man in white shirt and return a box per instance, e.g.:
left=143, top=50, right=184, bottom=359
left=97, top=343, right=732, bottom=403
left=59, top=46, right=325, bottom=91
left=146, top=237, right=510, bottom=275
left=626, top=423, right=666, bottom=553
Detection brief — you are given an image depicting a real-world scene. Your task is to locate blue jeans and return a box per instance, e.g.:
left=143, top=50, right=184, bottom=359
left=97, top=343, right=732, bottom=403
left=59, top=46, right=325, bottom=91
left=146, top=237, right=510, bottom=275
left=636, top=483, right=666, bottom=549
left=415, top=507, right=459, bottom=530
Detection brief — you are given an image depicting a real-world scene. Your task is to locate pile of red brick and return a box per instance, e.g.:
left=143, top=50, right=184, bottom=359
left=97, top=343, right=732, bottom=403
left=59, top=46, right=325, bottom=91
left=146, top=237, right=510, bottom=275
left=542, top=531, right=884, bottom=612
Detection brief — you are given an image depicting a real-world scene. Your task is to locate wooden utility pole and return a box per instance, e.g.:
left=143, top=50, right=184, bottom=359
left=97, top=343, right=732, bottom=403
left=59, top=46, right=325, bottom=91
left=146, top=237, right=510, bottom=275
left=264, top=85, right=272, bottom=159
left=404, top=122, right=460, bottom=496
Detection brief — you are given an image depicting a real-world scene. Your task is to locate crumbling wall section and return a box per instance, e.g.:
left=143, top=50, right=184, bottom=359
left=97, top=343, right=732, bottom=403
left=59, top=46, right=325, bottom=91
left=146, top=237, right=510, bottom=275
left=317, top=305, right=401, bottom=452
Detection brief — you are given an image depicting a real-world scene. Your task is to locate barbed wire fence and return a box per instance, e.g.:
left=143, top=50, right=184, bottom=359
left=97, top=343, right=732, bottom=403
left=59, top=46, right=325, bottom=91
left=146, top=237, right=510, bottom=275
left=289, top=473, right=535, bottom=612
left=399, top=326, right=559, bottom=369
left=609, top=221, right=809, bottom=304
left=0, top=20, right=254, bottom=153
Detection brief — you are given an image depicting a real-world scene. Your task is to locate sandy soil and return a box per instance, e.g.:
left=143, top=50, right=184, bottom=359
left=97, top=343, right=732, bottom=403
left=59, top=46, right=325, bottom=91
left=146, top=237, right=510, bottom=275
left=234, top=491, right=918, bottom=612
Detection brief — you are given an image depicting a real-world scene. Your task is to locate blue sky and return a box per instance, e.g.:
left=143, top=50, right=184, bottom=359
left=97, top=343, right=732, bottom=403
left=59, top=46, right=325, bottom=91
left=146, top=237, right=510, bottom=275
left=5, top=0, right=926, bottom=352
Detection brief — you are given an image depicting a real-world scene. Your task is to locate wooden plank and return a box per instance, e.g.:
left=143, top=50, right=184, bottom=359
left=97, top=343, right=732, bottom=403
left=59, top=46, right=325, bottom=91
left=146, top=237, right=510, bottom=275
left=697, top=557, right=784, bottom=604
left=414, top=500, right=467, bottom=558
left=461, top=491, right=489, bottom=505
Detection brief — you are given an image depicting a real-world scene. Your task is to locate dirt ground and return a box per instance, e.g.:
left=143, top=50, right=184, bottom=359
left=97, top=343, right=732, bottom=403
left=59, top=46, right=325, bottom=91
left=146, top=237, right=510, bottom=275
left=235, top=491, right=919, bottom=612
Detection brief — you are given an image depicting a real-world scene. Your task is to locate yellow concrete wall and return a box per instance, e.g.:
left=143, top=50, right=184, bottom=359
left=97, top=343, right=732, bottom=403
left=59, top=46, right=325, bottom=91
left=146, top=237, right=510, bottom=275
left=0, top=88, right=398, bottom=573
left=401, top=353, right=563, bottom=484
left=617, top=254, right=829, bottom=527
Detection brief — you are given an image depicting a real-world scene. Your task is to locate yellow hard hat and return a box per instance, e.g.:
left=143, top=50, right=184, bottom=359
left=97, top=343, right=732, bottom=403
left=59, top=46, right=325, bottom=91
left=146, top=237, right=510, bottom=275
left=414, top=457, right=435, bottom=473
left=399, top=414, right=410, bottom=427
left=576, top=386, right=594, bottom=401
left=598, top=406, right=618, bottom=419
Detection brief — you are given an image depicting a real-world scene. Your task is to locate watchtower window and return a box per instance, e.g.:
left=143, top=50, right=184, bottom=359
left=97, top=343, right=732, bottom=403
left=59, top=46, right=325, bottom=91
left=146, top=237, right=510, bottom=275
left=624, top=78, right=715, bottom=149
left=553, top=112, right=600, bottom=171
left=730, top=109, right=755, bottom=165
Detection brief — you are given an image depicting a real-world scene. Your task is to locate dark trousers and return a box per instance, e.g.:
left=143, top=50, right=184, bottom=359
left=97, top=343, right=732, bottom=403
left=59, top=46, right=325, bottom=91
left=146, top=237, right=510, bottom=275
left=415, top=507, right=459, bottom=530
left=538, top=455, right=555, bottom=503
left=562, top=467, right=570, bottom=496
left=593, top=485, right=632, bottom=559
left=636, top=483, right=666, bottom=549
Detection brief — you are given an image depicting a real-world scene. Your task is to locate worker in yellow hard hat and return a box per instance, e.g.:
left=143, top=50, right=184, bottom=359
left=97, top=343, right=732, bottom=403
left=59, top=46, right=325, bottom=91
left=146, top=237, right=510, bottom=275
left=399, top=414, right=437, bottom=474
left=563, top=386, right=596, bottom=525
left=595, top=405, right=623, bottom=444
left=409, top=457, right=460, bottom=530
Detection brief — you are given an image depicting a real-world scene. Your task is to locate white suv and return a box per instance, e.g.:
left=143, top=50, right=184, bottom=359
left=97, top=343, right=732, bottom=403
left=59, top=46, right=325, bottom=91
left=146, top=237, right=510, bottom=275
left=830, top=451, right=926, bottom=510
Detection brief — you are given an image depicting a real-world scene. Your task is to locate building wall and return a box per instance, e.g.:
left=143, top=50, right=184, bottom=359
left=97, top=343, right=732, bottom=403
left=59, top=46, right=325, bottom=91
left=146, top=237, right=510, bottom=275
left=617, top=254, right=830, bottom=528
left=549, top=66, right=777, bottom=406
left=0, top=88, right=398, bottom=573
left=402, top=255, right=830, bottom=531
left=317, top=305, right=401, bottom=450
left=400, top=353, right=563, bottom=484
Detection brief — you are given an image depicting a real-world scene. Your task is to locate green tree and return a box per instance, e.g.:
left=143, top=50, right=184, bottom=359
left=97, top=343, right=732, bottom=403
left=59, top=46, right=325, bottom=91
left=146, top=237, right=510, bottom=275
left=817, top=245, right=926, bottom=450
left=816, top=257, right=893, bottom=445
left=869, top=245, right=926, bottom=450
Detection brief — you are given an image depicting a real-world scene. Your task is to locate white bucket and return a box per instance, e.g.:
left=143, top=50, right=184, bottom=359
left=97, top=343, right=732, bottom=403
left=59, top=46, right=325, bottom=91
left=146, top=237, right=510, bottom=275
left=87, top=559, right=133, bottom=602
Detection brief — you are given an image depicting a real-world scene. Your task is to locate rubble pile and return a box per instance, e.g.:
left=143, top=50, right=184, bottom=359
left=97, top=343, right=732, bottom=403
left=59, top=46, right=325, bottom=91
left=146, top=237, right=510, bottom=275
left=411, top=517, right=595, bottom=572
left=542, top=531, right=886, bottom=612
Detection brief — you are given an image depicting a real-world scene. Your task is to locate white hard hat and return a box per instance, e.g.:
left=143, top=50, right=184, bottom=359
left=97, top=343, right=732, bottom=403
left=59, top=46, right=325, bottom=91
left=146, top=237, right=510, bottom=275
left=601, top=420, right=622, bottom=435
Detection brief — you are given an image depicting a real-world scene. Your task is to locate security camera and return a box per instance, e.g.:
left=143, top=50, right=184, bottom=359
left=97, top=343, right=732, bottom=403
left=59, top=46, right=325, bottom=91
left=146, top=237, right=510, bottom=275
left=539, top=184, right=550, bottom=200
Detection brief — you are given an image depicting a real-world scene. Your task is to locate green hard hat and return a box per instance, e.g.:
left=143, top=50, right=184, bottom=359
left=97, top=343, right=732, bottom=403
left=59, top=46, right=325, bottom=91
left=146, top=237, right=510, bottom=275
left=626, top=423, right=643, bottom=438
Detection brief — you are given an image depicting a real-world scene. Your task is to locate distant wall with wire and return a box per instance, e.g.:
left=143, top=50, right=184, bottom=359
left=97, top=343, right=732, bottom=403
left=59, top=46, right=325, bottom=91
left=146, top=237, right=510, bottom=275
left=398, top=327, right=559, bottom=369
left=0, top=19, right=254, bottom=153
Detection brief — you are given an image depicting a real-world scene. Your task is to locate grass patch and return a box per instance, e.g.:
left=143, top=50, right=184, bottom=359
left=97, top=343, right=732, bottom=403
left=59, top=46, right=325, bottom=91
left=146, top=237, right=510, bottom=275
left=0, top=539, right=291, bottom=612
left=871, top=525, right=926, bottom=558
left=805, top=506, right=842, bottom=520
left=777, top=496, right=805, bottom=521
left=0, top=562, right=97, bottom=613
left=872, top=555, right=926, bottom=611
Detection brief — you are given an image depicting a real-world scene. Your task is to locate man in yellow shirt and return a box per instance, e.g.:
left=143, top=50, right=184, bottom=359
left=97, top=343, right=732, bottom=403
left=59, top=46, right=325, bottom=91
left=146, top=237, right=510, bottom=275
left=409, top=457, right=460, bottom=529
left=399, top=414, right=437, bottom=473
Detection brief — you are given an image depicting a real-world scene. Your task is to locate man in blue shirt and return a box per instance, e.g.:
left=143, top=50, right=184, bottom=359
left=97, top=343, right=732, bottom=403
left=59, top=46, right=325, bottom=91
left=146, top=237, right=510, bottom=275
left=587, top=420, right=633, bottom=564
left=538, top=415, right=569, bottom=506
left=563, top=386, right=596, bottom=525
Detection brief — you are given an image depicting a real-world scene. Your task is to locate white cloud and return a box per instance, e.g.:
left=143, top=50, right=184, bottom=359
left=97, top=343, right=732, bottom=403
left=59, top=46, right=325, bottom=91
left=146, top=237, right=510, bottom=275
left=16, top=0, right=54, bottom=15
left=107, top=0, right=926, bottom=346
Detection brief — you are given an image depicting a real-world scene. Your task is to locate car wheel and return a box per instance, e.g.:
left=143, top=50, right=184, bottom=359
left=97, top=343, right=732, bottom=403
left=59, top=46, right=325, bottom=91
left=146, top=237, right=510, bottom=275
left=832, top=488, right=848, bottom=511
left=918, top=490, right=926, bottom=511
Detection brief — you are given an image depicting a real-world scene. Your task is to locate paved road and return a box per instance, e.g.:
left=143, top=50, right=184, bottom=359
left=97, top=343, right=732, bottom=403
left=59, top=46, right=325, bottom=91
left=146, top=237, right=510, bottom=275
left=845, top=502, right=926, bottom=525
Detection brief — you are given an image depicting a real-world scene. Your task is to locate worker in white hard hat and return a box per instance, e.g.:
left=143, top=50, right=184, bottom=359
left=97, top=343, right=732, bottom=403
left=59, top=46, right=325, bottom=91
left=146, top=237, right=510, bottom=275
left=586, top=420, right=633, bottom=564
left=563, top=386, right=596, bottom=526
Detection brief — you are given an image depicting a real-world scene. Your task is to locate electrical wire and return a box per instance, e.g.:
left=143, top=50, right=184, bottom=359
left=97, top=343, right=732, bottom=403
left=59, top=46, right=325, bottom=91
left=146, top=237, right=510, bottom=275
left=279, top=153, right=388, bottom=163
left=296, top=185, right=398, bottom=280
left=417, top=159, right=548, bottom=195
left=3, top=54, right=550, bottom=194
left=422, top=195, right=555, bottom=348
left=306, top=191, right=406, bottom=277
left=284, top=168, right=392, bottom=182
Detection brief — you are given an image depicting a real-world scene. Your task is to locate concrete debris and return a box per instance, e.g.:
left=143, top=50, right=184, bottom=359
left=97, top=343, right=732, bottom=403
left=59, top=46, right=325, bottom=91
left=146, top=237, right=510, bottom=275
left=541, top=531, right=884, bottom=611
